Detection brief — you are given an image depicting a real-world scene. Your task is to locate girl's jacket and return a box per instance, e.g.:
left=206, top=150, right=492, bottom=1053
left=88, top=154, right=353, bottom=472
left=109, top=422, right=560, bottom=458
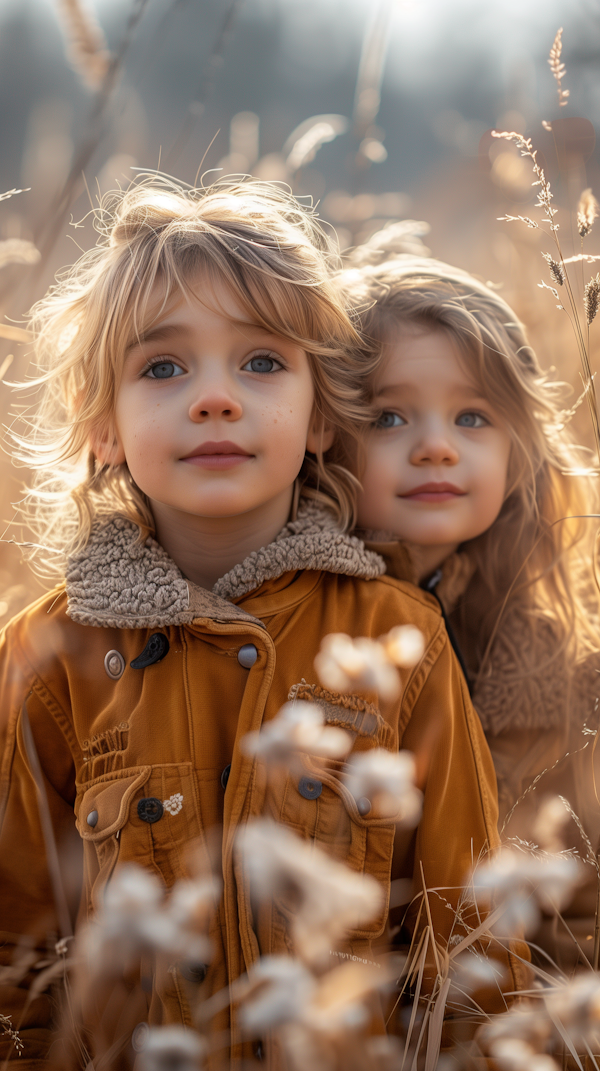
left=0, top=503, right=526, bottom=1068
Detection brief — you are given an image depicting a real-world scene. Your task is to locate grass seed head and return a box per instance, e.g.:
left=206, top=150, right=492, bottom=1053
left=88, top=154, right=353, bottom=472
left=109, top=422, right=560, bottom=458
left=584, top=274, right=600, bottom=325
left=577, top=188, right=599, bottom=237
left=542, top=252, right=565, bottom=286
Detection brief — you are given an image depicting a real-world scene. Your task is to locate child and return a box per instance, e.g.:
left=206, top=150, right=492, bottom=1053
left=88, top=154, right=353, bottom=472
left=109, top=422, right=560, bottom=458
left=0, top=182, right=523, bottom=1068
left=342, top=249, right=600, bottom=961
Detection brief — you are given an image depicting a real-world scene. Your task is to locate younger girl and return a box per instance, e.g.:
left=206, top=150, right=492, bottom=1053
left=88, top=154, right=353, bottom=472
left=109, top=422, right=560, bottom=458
left=0, top=180, right=522, bottom=1067
left=342, top=249, right=600, bottom=959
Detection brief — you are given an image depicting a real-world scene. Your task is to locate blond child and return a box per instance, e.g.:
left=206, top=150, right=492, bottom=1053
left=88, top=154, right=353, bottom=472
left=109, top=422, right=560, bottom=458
left=342, top=250, right=600, bottom=963
left=0, top=184, right=522, bottom=1068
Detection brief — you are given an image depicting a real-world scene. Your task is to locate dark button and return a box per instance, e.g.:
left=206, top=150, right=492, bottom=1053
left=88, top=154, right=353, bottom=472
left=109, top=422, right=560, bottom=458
left=221, top=764, right=231, bottom=790
left=137, top=797, right=164, bottom=823
left=86, top=810, right=99, bottom=827
left=131, top=632, right=170, bottom=669
left=298, top=776, right=322, bottom=800
left=104, top=650, right=125, bottom=680
left=237, top=643, right=258, bottom=669
left=179, top=961, right=208, bottom=984
left=357, top=796, right=371, bottom=816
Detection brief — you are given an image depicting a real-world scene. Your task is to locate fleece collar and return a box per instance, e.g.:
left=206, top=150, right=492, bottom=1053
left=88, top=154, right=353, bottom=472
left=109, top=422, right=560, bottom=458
left=66, top=500, right=385, bottom=629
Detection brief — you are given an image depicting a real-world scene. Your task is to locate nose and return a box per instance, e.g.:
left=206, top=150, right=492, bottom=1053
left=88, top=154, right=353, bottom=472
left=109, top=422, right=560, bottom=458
left=410, top=421, right=459, bottom=466
left=188, top=382, right=242, bottom=423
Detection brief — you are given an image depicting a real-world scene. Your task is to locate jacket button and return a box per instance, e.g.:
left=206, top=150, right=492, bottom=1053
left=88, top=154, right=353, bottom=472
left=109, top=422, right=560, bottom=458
left=131, top=632, right=170, bottom=669
left=104, top=650, right=125, bottom=680
left=298, top=776, right=322, bottom=800
left=86, top=810, right=99, bottom=827
left=221, top=764, right=231, bottom=790
left=357, top=797, right=371, bottom=816
left=137, top=797, right=164, bottom=823
left=237, top=644, right=258, bottom=668
left=179, top=961, right=208, bottom=983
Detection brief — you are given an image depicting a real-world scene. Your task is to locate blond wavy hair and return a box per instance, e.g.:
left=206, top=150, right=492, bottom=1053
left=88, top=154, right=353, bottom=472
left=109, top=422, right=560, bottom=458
left=16, top=174, right=374, bottom=576
left=340, top=253, right=600, bottom=678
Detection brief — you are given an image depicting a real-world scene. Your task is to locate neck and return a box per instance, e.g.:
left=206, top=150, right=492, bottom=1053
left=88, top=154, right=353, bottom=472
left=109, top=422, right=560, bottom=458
left=151, top=487, right=294, bottom=590
left=409, top=542, right=460, bottom=584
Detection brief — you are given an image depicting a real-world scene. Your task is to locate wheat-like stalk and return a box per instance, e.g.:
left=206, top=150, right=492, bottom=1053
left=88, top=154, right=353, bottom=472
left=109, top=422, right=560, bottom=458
left=54, top=0, right=110, bottom=90
left=548, top=27, right=570, bottom=109
left=577, top=189, right=599, bottom=239
left=492, top=122, right=600, bottom=462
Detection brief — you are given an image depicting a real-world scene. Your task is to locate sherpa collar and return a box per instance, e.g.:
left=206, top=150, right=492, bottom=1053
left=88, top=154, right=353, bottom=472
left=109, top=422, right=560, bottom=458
left=66, top=499, right=385, bottom=629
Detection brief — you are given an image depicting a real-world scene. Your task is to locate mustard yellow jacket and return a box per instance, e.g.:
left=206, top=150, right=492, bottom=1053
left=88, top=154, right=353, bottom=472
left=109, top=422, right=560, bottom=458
left=0, top=504, right=524, bottom=1068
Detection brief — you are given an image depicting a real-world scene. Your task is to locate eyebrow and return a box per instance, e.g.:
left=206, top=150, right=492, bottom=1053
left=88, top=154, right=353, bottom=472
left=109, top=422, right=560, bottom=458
left=127, top=318, right=278, bottom=353
left=374, top=382, right=490, bottom=402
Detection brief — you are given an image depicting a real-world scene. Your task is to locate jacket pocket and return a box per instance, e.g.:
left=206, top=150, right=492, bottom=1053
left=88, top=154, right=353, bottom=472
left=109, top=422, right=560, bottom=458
left=75, top=767, right=152, bottom=910
left=276, top=757, right=395, bottom=940
left=75, top=764, right=204, bottom=912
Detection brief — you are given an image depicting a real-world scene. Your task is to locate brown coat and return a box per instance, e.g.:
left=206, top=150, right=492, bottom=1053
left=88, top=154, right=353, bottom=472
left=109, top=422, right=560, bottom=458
left=0, top=504, right=525, bottom=1068
left=366, top=537, right=600, bottom=969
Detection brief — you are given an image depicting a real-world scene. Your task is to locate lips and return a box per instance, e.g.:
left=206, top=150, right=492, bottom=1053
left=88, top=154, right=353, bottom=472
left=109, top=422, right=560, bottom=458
left=400, top=482, right=466, bottom=502
left=182, top=441, right=253, bottom=470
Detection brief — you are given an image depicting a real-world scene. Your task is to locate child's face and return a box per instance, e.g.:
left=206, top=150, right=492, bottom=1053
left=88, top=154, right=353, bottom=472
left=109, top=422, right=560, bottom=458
left=107, top=277, right=322, bottom=528
left=357, top=326, right=511, bottom=565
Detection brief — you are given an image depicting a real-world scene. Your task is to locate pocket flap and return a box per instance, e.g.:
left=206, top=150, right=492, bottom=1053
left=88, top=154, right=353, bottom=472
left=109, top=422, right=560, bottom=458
left=76, top=767, right=151, bottom=841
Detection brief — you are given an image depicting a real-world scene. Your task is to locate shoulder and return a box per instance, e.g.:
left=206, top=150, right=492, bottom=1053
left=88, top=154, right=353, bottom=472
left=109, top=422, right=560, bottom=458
left=316, top=570, right=444, bottom=644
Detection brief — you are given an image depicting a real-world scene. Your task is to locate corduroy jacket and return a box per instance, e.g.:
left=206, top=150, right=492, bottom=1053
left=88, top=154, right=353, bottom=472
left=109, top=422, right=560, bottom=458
left=0, top=503, right=526, bottom=1068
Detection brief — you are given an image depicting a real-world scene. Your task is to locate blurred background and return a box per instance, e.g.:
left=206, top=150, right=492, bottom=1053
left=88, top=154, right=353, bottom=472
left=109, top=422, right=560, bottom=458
left=1, top=0, right=600, bottom=614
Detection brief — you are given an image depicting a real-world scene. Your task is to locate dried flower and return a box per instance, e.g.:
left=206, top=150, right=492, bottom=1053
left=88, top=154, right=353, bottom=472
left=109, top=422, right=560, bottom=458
left=544, top=975, right=600, bottom=1045
left=471, top=848, right=581, bottom=938
left=239, top=956, right=316, bottom=1033
left=531, top=796, right=570, bottom=853
left=489, top=1038, right=558, bottom=1071
left=135, top=1025, right=206, bottom=1071
left=242, top=700, right=352, bottom=769
left=344, top=748, right=422, bottom=825
left=542, top=252, right=565, bottom=286
left=0, top=1014, right=23, bottom=1055
left=81, top=865, right=214, bottom=967
left=239, top=955, right=391, bottom=1041
left=577, top=188, right=599, bottom=238
left=314, top=633, right=400, bottom=700
left=379, top=625, right=425, bottom=668
left=450, top=949, right=506, bottom=994
left=479, top=1006, right=552, bottom=1052
left=548, top=27, right=569, bottom=108
left=236, top=820, right=383, bottom=965
left=584, top=274, right=600, bottom=325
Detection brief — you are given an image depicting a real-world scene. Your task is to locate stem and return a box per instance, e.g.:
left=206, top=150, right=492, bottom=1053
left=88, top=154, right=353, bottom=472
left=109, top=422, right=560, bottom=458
left=593, top=839, right=600, bottom=971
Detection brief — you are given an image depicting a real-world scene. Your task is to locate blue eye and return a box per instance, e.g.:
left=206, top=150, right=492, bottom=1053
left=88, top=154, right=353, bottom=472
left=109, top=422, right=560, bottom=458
left=375, top=411, right=405, bottom=429
left=243, top=354, right=282, bottom=374
left=456, top=411, right=488, bottom=428
left=145, top=361, right=183, bottom=379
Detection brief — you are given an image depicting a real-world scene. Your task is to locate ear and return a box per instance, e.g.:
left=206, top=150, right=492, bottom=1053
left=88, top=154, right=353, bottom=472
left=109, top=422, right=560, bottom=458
left=89, top=423, right=126, bottom=467
left=306, top=411, right=335, bottom=455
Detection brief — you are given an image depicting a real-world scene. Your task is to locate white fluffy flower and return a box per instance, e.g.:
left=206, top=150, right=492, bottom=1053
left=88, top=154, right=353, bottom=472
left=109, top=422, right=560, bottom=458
left=544, top=975, right=600, bottom=1044
left=236, top=820, right=383, bottom=965
left=314, top=633, right=401, bottom=700
left=471, top=848, right=581, bottom=938
left=379, top=625, right=425, bottom=669
left=344, top=749, right=422, bottom=825
left=242, top=700, right=352, bottom=768
left=136, top=1025, right=205, bottom=1071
